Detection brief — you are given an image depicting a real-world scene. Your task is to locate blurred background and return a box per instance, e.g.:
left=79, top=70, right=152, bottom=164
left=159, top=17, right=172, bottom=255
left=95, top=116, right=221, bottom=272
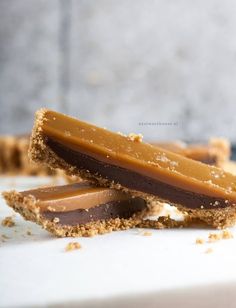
left=0, top=0, right=236, bottom=141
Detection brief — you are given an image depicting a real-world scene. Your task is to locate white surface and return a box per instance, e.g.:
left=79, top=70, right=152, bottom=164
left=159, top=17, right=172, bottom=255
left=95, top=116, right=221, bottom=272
left=1, top=177, right=236, bottom=308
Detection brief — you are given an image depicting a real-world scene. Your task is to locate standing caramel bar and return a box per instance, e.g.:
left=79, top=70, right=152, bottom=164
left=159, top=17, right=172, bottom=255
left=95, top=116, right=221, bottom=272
left=29, top=109, right=236, bottom=228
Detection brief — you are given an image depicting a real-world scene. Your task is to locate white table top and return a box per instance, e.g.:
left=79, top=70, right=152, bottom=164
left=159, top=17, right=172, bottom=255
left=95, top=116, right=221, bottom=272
left=0, top=177, right=236, bottom=308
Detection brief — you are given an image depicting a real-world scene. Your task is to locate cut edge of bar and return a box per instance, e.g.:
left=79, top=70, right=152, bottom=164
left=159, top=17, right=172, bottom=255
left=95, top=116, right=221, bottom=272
left=2, top=190, right=195, bottom=237
left=2, top=190, right=142, bottom=237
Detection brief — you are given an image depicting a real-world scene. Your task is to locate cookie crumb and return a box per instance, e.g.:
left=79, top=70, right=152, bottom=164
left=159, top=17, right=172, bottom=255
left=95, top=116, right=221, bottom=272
left=65, top=242, right=81, bottom=252
left=196, top=237, right=204, bottom=244
left=205, top=247, right=213, bottom=254
left=27, top=230, right=32, bottom=236
left=1, top=216, right=15, bottom=227
left=208, top=229, right=233, bottom=242
left=128, top=133, right=143, bottom=142
left=208, top=233, right=221, bottom=242
left=222, top=229, right=233, bottom=239
left=143, top=231, right=152, bottom=236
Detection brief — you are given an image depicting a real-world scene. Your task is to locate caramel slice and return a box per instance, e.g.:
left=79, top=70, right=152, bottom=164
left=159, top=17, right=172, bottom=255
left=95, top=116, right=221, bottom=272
left=3, top=182, right=148, bottom=237
left=29, top=109, right=236, bottom=228
left=153, top=138, right=230, bottom=166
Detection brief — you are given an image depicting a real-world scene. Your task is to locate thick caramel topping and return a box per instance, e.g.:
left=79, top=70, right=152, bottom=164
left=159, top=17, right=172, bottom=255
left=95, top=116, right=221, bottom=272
left=35, top=109, right=236, bottom=201
left=21, top=182, right=131, bottom=212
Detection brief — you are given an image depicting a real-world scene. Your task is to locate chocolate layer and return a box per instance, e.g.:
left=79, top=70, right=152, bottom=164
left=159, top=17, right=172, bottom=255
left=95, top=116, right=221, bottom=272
left=46, top=137, right=233, bottom=210
left=43, top=198, right=146, bottom=225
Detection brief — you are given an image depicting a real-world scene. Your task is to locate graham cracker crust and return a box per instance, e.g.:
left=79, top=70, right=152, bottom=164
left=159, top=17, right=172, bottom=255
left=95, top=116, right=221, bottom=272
left=2, top=190, right=192, bottom=237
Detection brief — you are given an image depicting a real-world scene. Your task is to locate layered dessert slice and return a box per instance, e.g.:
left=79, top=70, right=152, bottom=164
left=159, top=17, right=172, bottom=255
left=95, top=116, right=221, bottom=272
left=29, top=109, right=236, bottom=228
left=154, top=138, right=230, bottom=166
left=3, top=182, right=148, bottom=237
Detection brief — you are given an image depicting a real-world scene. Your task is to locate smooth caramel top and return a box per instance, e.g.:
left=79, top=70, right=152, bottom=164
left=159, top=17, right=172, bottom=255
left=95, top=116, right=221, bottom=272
left=36, top=109, right=236, bottom=201
left=22, top=182, right=131, bottom=212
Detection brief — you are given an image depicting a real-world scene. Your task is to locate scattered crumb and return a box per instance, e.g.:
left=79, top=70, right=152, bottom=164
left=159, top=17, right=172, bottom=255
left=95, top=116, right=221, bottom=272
left=205, top=248, right=213, bottom=254
left=196, top=238, right=205, bottom=244
left=142, top=231, right=152, bottom=236
left=27, top=231, right=32, bottom=236
left=65, top=242, right=81, bottom=252
left=53, top=217, right=60, bottom=223
left=208, top=229, right=233, bottom=242
left=208, top=233, right=221, bottom=242
left=222, top=229, right=233, bottom=239
left=128, top=133, right=143, bottom=142
left=195, top=229, right=233, bottom=248
left=1, top=216, right=15, bottom=227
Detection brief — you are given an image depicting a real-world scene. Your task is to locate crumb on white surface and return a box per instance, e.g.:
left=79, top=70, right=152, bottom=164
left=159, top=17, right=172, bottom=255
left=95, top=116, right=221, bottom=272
left=1, top=216, right=15, bottom=227
left=205, top=247, right=213, bottom=254
left=208, top=229, right=233, bottom=243
left=196, top=238, right=205, bottom=244
left=142, top=231, right=152, bottom=236
left=65, top=242, right=81, bottom=252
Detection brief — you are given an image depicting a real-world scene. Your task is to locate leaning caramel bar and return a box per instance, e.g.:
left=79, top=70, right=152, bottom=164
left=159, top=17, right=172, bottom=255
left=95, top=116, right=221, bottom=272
left=29, top=109, right=236, bottom=228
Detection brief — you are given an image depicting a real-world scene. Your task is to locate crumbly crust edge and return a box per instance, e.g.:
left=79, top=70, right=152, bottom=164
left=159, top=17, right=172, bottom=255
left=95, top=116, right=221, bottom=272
left=2, top=190, right=195, bottom=237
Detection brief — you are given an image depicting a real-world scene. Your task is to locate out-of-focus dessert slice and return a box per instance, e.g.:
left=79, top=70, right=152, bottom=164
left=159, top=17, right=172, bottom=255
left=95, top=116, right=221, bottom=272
left=153, top=138, right=230, bottom=167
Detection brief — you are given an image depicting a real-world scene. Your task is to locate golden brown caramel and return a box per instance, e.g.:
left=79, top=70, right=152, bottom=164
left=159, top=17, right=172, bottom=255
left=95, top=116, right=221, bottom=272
left=30, top=109, right=236, bottom=203
left=21, top=182, right=131, bottom=212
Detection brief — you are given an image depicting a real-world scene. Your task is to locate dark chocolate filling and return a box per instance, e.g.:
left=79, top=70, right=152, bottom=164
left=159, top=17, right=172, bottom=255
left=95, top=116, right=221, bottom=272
left=43, top=198, right=146, bottom=225
left=46, top=137, right=233, bottom=210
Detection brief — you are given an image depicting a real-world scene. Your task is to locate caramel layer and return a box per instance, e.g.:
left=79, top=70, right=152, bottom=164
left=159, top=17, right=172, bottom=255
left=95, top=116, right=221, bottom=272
left=2, top=188, right=147, bottom=231
left=30, top=109, right=236, bottom=205
left=21, top=182, right=132, bottom=212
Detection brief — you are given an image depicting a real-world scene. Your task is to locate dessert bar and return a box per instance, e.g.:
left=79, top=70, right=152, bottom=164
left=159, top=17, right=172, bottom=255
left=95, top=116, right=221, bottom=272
left=29, top=109, right=236, bottom=228
left=3, top=182, right=185, bottom=237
